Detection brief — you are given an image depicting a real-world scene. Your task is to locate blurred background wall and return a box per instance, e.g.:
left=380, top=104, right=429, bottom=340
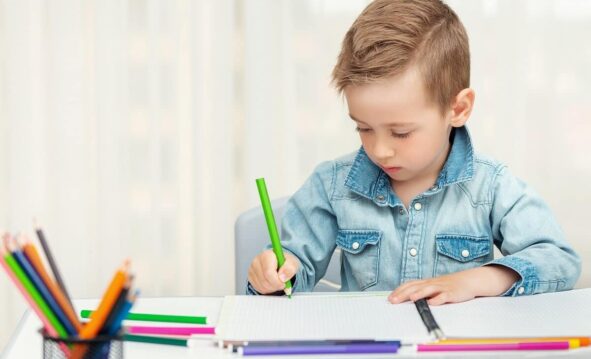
left=1, top=0, right=590, bottom=351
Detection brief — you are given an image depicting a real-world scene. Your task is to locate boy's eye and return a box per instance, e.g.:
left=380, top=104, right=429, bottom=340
left=355, top=127, right=372, bottom=133
left=392, top=131, right=411, bottom=139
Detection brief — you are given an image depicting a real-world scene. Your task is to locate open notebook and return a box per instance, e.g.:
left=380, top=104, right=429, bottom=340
left=214, top=288, right=591, bottom=343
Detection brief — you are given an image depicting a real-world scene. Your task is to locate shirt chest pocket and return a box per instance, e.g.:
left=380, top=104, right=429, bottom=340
left=336, top=229, right=382, bottom=290
left=433, top=234, right=492, bottom=277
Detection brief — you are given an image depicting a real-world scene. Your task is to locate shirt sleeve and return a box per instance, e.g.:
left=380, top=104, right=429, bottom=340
left=277, top=161, right=339, bottom=293
left=487, top=165, right=581, bottom=296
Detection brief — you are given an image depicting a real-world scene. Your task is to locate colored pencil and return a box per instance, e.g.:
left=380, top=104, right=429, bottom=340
left=256, top=178, right=292, bottom=297
left=35, top=223, right=74, bottom=310
left=127, top=325, right=215, bottom=336
left=438, top=337, right=583, bottom=349
left=123, top=334, right=189, bottom=347
left=417, top=341, right=570, bottom=352
left=22, top=238, right=82, bottom=333
left=238, top=342, right=400, bottom=356
left=1, top=236, right=68, bottom=338
left=79, top=261, right=128, bottom=339
left=80, top=310, right=207, bottom=324
left=0, top=236, right=69, bottom=356
left=106, top=289, right=138, bottom=335
left=11, top=242, right=77, bottom=336
left=100, top=275, right=132, bottom=335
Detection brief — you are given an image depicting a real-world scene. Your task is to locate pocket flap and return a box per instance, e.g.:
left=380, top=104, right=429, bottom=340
left=435, top=234, right=491, bottom=262
left=336, top=230, right=382, bottom=254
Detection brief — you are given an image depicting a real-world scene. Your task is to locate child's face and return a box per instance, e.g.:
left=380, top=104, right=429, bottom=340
left=345, top=66, right=468, bottom=185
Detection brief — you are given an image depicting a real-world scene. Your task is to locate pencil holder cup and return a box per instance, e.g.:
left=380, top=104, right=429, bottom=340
left=40, top=329, right=124, bottom=359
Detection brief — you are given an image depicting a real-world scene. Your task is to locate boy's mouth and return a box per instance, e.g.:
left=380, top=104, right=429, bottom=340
left=381, top=166, right=402, bottom=174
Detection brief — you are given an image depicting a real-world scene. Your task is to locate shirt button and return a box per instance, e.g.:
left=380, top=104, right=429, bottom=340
left=352, top=242, right=360, bottom=250
left=517, top=286, right=525, bottom=295
left=461, top=249, right=470, bottom=258
left=376, top=195, right=385, bottom=201
left=413, top=202, right=422, bottom=211
left=399, top=208, right=405, bottom=215
left=409, top=248, right=418, bottom=257
left=430, top=185, right=438, bottom=191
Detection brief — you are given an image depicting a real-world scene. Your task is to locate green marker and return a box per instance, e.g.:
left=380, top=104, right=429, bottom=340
left=80, top=310, right=207, bottom=324
left=256, top=178, right=293, bottom=298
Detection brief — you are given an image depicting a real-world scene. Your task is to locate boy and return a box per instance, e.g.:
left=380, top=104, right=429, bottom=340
left=247, top=0, right=580, bottom=305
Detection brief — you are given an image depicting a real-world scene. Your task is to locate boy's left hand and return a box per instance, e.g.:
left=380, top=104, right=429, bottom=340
left=388, top=265, right=520, bottom=306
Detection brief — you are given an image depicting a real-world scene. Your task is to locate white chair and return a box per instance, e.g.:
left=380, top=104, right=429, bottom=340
left=234, top=197, right=341, bottom=294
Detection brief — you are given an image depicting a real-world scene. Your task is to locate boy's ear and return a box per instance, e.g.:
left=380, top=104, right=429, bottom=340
left=448, top=88, right=475, bottom=127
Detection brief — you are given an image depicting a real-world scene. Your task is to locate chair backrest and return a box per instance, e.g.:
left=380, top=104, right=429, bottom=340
left=234, top=197, right=341, bottom=294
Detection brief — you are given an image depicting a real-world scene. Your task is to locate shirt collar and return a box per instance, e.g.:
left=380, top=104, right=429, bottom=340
left=344, top=126, right=475, bottom=202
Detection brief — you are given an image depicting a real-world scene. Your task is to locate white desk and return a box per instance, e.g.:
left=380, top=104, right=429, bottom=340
left=3, top=295, right=591, bottom=359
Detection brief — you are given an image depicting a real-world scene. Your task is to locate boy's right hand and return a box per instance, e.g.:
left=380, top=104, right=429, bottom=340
left=248, top=249, right=300, bottom=294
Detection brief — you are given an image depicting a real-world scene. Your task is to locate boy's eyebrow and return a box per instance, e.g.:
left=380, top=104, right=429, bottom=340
left=349, top=114, right=410, bottom=128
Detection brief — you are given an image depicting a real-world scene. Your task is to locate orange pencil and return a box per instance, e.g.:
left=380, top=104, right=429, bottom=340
left=71, top=262, right=129, bottom=359
left=21, top=236, right=83, bottom=333
left=79, top=261, right=129, bottom=339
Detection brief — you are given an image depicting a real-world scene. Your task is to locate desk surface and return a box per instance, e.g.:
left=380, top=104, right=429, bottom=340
left=2, top=295, right=590, bottom=359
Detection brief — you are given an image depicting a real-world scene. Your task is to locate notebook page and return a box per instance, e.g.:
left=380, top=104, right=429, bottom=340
left=432, top=288, right=591, bottom=338
left=215, top=292, right=431, bottom=342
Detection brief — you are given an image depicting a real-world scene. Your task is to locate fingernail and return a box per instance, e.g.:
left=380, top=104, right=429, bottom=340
left=279, top=274, right=286, bottom=282
left=390, top=296, right=399, bottom=303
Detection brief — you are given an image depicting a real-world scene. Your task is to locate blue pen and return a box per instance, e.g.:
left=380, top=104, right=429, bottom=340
left=12, top=249, right=77, bottom=336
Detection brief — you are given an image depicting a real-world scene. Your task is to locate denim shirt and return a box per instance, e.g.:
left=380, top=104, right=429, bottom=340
left=249, top=126, right=581, bottom=296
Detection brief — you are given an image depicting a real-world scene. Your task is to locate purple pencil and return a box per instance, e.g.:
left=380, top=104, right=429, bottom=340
left=239, top=343, right=399, bottom=356
left=417, top=341, right=570, bottom=352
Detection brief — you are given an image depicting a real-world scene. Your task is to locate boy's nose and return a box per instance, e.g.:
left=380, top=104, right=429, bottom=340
left=372, top=141, right=395, bottom=161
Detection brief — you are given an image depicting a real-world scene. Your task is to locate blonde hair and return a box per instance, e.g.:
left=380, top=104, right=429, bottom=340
left=332, top=0, right=470, bottom=112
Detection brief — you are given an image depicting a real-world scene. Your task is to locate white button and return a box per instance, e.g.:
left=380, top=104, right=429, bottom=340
left=430, top=185, right=438, bottom=191
left=352, top=242, right=360, bottom=250
left=414, top=202, right=422, bottom=211
left=517, top=286, right=525, bottom=295
left=409, top=248, right=418, bottom=257
left=399, top=208, right=405, bottom=215
left=461, top=249, right=470, bottom=258
left=376, top=195, right=385, bottom=201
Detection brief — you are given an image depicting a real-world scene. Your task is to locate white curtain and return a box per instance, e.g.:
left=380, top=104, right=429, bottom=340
left=2, top=0, right=591, bottom=350
left=0, top=0, right=236, bottom=347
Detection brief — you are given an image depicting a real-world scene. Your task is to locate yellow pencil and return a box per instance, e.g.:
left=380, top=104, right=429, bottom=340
left=437, top=337, right=583, bottom=349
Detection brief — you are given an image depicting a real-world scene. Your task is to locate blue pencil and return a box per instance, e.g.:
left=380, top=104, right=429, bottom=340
left=12, top=249, right=77, bottom=336
left=107, top=289, right=138, bottom=335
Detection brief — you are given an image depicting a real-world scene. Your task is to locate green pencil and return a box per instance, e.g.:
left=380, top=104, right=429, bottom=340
left=80, top=310, right=207, bottom=324
left=256, top=178, right=293, bottom=298
left=3, top=253, right=69, bottom=338
left=123, top=334, right=188, bottom=347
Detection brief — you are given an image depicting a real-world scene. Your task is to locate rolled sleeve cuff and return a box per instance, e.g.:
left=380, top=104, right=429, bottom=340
left=246, top=275, right=298, bottom=296
left=485, top=256, right=539, bottom=297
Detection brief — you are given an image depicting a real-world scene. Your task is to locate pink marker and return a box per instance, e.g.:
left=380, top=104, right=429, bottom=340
left=417, top=341, right=570, bottom=352
left=126, top=325, right=215, bottom=336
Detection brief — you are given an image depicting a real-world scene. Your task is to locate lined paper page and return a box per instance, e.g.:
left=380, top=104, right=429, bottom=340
left=432, top=288, right=591, bottom=338
left=215, top=293, right=431, bottom=342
